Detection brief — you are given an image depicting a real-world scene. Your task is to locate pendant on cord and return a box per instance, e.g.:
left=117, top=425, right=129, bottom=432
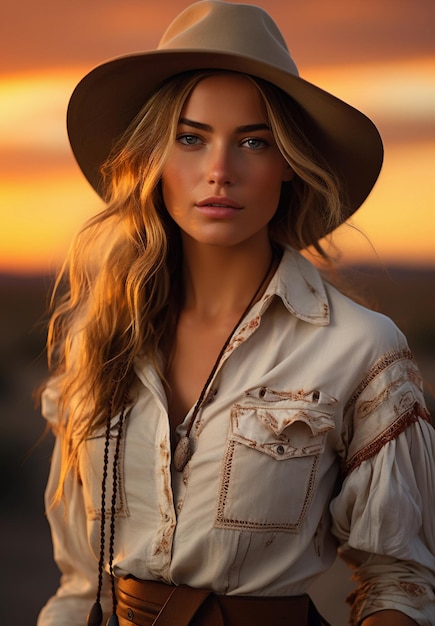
left=173, top=435, right=191, bottom=472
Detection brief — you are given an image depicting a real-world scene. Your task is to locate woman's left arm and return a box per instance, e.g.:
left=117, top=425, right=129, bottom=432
left=330, top=341, right=435, bottom=626
left=361, top=610, right=418, bottom=625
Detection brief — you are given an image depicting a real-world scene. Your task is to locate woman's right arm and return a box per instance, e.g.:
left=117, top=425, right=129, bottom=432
left=37, top=389, right=111, bottom=625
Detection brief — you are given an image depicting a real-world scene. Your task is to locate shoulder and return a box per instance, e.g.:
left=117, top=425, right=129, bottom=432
left=324, top=280, right=407, bottom=353
left=41, top=377, right=62, bottom=426
left=276, top=248, right=411, bottom=367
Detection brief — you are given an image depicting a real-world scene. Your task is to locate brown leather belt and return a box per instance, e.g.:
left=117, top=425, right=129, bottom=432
left=116, top=577, right=324, bottom=626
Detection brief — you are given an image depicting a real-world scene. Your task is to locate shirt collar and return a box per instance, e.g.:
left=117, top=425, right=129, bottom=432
left=260, top=246, right=330, bottom=326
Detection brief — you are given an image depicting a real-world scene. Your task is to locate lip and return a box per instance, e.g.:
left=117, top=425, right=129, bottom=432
left=196, top=196, right=243, bottom=210
left=195, top=196, right=243, bottom=219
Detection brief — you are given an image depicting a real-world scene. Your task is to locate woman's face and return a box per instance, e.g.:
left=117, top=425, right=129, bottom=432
left=161, top=73, right=293, bottom=250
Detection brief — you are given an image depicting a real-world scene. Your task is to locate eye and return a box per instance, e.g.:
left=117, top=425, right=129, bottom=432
left=241, top=137, right=268, bottom=150
left=177, top=134, right=202, bottom=146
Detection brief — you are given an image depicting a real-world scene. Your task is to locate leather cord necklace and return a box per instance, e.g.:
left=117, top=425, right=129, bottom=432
left=173, top=253, right=276, bottom=472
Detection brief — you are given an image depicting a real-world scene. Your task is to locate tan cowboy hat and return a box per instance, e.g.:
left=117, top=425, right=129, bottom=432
left=67, top=0, right=383, bottom=233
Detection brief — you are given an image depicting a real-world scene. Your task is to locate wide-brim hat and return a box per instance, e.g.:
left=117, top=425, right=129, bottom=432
left=67, top=0, right=383, bottom=236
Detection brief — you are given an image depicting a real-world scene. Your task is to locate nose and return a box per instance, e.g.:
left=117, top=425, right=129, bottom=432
left=206, top=143, right=235, bottom=186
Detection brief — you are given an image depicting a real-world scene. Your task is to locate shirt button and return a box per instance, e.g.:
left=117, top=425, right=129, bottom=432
left=277, top=445, right=285, bottom=455
left=259, top=387, right=266, bottom=398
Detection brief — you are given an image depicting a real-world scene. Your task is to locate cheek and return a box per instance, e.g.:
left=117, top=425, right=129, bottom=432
left=161, top=155, right=196, bottom=200
left=161, top=162, right=181, bottom=209
left=253, top=167, right=288, bottom=222
left=252, top=166, right=286, bottom=203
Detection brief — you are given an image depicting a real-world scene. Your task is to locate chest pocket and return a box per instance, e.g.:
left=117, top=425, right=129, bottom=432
left=214, top=387, right=336, bottom=534
left=78, top=413, right=129, bottom=521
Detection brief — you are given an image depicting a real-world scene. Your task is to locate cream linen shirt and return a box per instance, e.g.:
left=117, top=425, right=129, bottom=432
left=38, top=247, right=435, bottom=626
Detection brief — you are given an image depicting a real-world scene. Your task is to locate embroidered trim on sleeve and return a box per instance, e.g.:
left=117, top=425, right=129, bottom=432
left=345, top=402, right=430, bottom=475
left=347, top=575, right=434, bottom=626
left=344, top=349, right=417, bottom=416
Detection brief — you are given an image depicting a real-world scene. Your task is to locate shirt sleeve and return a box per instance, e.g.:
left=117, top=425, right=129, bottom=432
left=37, top=386, right=112, bottom=626
left=330, top=349, right=435, bottom=626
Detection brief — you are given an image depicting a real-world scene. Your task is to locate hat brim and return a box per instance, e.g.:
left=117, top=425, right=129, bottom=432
left=67, top=49, right=383, bottom=234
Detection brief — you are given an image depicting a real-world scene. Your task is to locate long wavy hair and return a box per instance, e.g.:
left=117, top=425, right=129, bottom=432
left=46, top=70, right=344, bottom=499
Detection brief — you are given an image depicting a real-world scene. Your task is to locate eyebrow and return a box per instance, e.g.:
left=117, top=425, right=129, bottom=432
left=178, top=117, right=271, bottom=133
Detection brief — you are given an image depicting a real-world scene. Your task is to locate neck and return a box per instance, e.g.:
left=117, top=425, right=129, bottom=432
left=180, top=237, right=276, bottom=320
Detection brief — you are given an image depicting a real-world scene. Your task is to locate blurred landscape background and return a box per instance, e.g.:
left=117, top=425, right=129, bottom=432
left=1, top=0, right=434, bottom=623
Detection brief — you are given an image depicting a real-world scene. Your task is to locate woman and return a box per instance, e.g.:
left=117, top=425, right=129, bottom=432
left=38, top=2, right=435, bottom=625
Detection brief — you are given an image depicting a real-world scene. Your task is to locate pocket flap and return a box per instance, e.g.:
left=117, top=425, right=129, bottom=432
left=231, top=404, right=335, bottom=460
left=256, top=406, right=335, bottom=436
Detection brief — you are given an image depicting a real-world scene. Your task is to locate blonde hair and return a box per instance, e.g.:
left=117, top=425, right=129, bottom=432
left=46, top=70, right=344, bottom=499
left=248, top=77, right=344, bottom=252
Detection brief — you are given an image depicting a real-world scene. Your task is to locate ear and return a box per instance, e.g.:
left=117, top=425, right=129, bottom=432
left=282, top=164, right=295, bottom=182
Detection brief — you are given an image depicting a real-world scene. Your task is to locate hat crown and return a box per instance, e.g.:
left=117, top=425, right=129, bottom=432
left=159, top=0, right=299, bottom=76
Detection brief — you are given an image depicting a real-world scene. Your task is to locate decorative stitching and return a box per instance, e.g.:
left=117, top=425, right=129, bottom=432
left=345, top=403, right=430, bottom=475
left=347, top=577, right=433, bottom=626
left=344, top=349, right=417, bottom=415
left=214, top=437, right=320, bottom=533
left=398, top=581, right=430, bottom=597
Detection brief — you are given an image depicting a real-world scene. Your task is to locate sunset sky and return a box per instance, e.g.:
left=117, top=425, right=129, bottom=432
left=1, top=0, right=434, bottom=274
